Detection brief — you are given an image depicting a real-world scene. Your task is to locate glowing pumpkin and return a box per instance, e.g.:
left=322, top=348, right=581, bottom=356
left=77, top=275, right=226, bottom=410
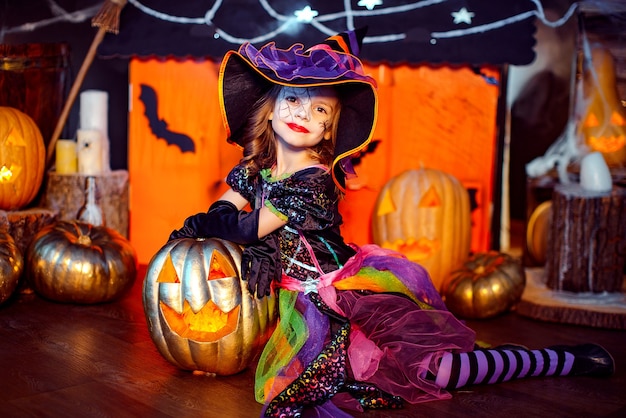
left=525, top=200, right=552, bottom=266
left=27, top=221, right=137, bottom=304
left=0, top=107, right=46, bottom=210
left=441, top=251, right=526, bottom=319
left=0, top=229, right=23, bottom=304
left=372, top=168, right=471, bottom=291
left=143, top=238, right=277, bottom=376
left=580, top=46, right=626, bottom=166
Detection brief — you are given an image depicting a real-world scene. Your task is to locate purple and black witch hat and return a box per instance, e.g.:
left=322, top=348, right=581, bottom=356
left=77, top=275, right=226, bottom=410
left=218, top=27, right=378, bottom=190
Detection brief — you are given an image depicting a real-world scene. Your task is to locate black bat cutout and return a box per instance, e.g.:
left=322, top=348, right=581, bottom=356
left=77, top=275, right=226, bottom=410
left=351, top=139, right=381, bottom=167
left=466, top=187, right=479, bottom=213
left=138, top=83, right=196, bottom=153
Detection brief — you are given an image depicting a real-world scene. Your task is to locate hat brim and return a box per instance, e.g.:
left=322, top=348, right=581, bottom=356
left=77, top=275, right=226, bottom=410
left=219, top=46, right=377, bottom=189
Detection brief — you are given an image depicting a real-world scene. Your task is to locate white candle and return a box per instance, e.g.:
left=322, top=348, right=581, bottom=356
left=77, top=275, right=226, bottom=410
left=80, top=90, right=110, bottom=172
left=55, top=140, right=77, bottom=174
left=579, top=152, right=612, bottom=192
left=77, top=129, right=103, bottom=175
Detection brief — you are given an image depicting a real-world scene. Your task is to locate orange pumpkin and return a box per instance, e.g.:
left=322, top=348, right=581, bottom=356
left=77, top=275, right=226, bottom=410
left=143, top=238, right=277, bottom=375
left=372, top=168, right=471, bottom=291
left=0, top=107, right=46, bottom=210
left=580, top=46, right=626, bottom=166
left=525, top=200, right=552, bottom=266
left=0, top=229, right=23, bottom=304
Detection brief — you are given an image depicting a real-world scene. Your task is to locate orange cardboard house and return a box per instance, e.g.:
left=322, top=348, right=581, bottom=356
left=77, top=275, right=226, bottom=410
left=129, top=59, right=501, bottom=264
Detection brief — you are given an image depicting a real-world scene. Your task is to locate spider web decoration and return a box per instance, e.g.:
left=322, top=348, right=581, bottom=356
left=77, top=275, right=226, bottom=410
left=96, top=0, right=567, bottom=65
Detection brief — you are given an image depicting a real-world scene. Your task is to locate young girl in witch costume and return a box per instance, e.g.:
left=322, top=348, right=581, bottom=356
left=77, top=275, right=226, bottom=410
left=169, top=29, right=614, bottom=418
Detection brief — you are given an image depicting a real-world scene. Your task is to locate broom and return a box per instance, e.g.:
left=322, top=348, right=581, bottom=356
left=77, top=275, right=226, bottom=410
left=45, top=0, right=128, bottom=170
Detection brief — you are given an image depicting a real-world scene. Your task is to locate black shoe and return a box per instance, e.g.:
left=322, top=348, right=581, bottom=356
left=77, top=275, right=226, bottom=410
left=548, top=343, right=615, bottom=377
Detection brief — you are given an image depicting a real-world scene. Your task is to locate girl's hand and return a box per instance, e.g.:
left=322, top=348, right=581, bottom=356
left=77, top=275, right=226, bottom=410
left=242, top=232, right=282, bottom=298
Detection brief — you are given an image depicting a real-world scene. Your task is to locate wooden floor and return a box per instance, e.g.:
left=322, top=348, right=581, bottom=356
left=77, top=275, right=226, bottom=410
left=1, top=265, right=625, bottom=418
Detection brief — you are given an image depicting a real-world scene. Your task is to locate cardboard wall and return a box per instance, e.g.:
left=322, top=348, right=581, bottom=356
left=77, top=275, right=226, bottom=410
left=129, top=59, right=500, bottom=264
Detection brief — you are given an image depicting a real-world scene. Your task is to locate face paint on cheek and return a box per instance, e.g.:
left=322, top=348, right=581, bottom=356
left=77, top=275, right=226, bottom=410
left=278, top=102, right=293, bottom=120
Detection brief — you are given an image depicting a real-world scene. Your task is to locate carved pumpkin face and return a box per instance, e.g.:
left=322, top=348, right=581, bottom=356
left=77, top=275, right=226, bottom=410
left=372, top=168, right=471, bottom=291
left=0, top=107, right=46, bottom=210
left=143, top=238, right=277, bottom=375
left=580, top=47, right=626, bottom=166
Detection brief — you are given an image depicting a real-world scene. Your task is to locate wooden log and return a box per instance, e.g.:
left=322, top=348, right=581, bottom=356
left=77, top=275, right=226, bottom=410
left=545, top=183, right=626, bottom=293
left=38, top=171, right=129, bottom=238
left=518, top=267, right=626, bottom=329
left=0, top=208, right=58, bottom=294
left=0, top=208, right=57, bottom=254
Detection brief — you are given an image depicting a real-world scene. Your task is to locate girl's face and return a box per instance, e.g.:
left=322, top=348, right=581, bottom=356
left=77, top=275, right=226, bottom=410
left=270, top=86, right=339, bottom=151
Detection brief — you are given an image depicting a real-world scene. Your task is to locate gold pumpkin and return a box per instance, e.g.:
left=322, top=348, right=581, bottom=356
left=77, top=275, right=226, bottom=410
left=0, top=107, right=46, bottom=210
left=0, top=229, right=23, bottom=304
left=441, top=251, right=526, bottom=319
left=27, top=221, right=137, bottom=304
left=143, top=238, right=277, bottom=376
left=372, top=168, right=471, bottom=291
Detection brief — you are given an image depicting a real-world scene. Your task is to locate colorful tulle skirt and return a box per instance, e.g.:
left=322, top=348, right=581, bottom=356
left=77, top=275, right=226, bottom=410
left=256, top=245, right=476, bottom=417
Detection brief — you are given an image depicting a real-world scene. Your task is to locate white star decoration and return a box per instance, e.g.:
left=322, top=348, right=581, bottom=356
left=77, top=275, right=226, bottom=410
left=301, top=277, right=320, bottom=294
left=23, top=0, right=576, bottom=50
left=358, top=0, right=383, bottom=11
left=451, top=7, right=475, bottom=25
left=295, top=6, right=319, bottom=22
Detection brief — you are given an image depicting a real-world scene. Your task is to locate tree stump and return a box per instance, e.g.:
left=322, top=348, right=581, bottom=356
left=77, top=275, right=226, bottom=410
left=38, top=171, right=129, bottom=238
left=545, top=183, right=626, bottom=293
left=0, top=208, right=57, bottom=255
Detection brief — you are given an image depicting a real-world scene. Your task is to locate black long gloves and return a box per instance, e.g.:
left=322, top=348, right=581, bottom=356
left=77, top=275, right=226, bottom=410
left=169, top=200, right=259, bottom=244
left=169, top=200, right=282, bottom=297
left=241, top=233, right=281, bottom=298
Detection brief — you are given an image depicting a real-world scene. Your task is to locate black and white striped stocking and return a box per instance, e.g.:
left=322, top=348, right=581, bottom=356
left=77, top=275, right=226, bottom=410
left=434, top=347, right=575, bottom=389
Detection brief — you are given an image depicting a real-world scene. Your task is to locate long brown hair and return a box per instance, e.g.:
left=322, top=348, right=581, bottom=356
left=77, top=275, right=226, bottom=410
left=239, top=85, right=341, bottom=178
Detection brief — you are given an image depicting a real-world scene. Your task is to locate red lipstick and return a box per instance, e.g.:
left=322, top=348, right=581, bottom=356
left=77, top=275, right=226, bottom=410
left=287, top=123, right=309, bottom=133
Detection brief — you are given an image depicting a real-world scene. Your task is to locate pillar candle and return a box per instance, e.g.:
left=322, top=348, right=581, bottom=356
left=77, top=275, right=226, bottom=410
left=579, top=152, right=612, bottom=192
left=77, top=129, right=103, bottom=175
left=55, top=140, right=77, bottom=174
left=79, top=89, right=110, bottom=172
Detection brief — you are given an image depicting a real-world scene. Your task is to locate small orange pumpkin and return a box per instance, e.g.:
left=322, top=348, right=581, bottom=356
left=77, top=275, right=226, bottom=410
left=372, top=168, right=471, bottom=291
left=0, top=107, right=46, bottom=210
left=143, top=238, right=277, bottom=376
left=525, top=200, right=552, bottom=266
left=0, top=229, right=23, bottom=304
left=441, top=251, right=526, bottom=319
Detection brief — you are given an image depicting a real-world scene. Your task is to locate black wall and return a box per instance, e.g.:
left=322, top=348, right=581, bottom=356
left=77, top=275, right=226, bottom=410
left=1, top=0, right=129, bottom=171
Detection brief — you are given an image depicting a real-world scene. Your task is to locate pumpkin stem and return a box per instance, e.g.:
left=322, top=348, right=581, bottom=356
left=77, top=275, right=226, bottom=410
left=474, top=265, right=486, bottom=275
left=76, top=233, right=92, bottom=246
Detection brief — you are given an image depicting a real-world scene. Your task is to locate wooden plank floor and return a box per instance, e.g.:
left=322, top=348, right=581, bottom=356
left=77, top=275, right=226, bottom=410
left=1, top=266, right=625, bottom=418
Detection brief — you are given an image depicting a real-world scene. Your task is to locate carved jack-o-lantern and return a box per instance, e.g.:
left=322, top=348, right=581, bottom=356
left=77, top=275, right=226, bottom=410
left=143, top=238, right=277, bottom=375
left=0, top=107, right=46, bottom=210
left=580, top=46, right=626, bottom=167
left=372, top=168, right=471, bottom=291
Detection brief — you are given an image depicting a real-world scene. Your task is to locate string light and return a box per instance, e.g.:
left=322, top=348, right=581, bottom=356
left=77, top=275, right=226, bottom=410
left=1, top=0, right=577, bottom=47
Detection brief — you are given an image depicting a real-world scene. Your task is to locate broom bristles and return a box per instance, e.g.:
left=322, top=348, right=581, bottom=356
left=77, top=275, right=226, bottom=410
left=92, top=0, right=128, bottom=34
